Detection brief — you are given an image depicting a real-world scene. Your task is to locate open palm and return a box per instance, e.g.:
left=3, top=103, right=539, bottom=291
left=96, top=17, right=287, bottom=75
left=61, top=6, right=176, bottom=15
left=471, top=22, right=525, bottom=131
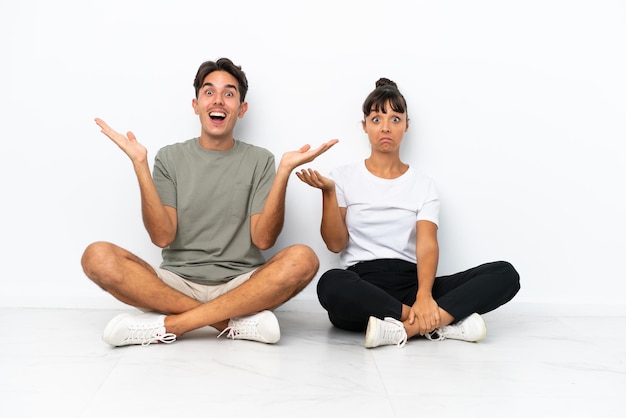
left=95, top=118, right=148, bottom=164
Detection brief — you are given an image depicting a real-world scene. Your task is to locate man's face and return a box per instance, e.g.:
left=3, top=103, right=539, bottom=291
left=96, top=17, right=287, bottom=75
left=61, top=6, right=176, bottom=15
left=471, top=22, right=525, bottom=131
left=192, top=70, right=248, bottom=140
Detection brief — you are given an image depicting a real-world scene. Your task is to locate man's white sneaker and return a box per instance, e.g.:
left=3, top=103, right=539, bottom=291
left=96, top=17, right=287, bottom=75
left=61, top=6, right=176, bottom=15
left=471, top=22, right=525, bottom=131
left=364, top=316, right=407, bottom=348
left=102, top=312, right=176, bottom=347
left=426, top=313, right=487, bottom=342
left=217, top=310, right=280, bottom=344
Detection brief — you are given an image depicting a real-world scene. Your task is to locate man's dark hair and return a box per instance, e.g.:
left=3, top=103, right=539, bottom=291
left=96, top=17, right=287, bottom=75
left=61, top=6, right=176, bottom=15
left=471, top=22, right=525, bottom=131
left=193, top=58, right=249, bottom=102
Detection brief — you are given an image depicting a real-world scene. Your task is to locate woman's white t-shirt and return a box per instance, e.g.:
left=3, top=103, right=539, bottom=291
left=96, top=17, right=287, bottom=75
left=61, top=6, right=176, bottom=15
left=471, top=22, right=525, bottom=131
left=329, top=161, right=440, bottom=268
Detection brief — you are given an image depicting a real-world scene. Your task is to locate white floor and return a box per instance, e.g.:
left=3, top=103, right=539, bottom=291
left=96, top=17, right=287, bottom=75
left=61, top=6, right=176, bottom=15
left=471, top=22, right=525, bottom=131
left=2, top=303, right=625, bottom=418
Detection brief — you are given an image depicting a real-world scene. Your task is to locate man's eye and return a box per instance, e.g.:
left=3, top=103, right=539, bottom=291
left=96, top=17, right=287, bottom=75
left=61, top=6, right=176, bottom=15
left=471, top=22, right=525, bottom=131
left=205, top=90, right=213, bottom=96
left=225, top=92, right=233, bottom=97
left=372, top=117, right=380, bottom=123
left=393, top=117, right=400, bottom=122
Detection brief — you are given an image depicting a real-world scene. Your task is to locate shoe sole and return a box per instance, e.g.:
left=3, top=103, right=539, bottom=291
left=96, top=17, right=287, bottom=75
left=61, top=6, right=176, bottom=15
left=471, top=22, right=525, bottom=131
left=467, top=313, right=487, bottom=342
left=364, top=316, right=379, bottom=348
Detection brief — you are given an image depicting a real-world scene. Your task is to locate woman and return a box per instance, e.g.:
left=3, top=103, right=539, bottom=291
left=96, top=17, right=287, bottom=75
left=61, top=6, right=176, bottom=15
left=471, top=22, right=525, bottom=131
left=296, top=78, right=520, bottom=348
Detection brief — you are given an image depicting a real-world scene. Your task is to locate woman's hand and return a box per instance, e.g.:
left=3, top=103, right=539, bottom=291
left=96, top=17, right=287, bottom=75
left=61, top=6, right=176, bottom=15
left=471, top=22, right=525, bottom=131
left=296, top=168, right=335, bottom=191
left=408, top=295, right=441, bottom=335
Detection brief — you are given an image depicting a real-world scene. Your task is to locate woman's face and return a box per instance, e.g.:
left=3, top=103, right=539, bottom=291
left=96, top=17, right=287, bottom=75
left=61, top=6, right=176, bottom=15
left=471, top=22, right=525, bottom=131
left=362, top=101, right=409, bottom=154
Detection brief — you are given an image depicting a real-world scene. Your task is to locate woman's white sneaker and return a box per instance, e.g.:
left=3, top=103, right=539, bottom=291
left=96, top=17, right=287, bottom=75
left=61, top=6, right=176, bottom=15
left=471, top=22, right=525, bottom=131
left=426, top=313, right=487, bottom=342
left=364, top=316, right=407, bottom=348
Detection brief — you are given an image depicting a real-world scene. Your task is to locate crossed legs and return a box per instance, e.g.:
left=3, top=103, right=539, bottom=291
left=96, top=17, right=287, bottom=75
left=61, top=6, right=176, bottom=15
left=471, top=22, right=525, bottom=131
left=317, top=259, right=520, bottom=340
left=81, top=241, right=319, bottom=337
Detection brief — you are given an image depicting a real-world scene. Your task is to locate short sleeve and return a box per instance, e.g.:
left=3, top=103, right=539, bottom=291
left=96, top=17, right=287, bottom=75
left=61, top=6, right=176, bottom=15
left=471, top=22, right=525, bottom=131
left=329, top=167, right=346, bottom=207
left=153, top=149, right=177, bottom=208
left=249, top=153, right=276, bottom=215
left=416, top=178, right=440, bottom=227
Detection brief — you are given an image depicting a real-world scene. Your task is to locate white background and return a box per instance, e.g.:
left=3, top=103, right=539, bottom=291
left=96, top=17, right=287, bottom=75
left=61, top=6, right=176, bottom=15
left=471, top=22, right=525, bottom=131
left=1, top=0, right=624, bottom=310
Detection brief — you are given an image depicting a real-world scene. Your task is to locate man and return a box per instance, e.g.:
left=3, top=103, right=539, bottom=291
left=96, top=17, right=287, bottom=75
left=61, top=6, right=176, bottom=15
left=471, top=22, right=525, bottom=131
left=81, top=57, right=337, bottom=346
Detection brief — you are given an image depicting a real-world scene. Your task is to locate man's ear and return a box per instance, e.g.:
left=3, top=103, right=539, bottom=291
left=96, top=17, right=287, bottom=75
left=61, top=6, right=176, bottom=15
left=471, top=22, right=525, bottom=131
left=238, top=101, right=248, bottom=118
left=192, top=98, right=199, bottom=115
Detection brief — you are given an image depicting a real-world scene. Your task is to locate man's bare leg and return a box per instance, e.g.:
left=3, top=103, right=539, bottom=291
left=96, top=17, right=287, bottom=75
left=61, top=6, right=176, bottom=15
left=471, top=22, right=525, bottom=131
left=83, top=241, right=319, bottom=340
left=81, top=241, right=201, bottom=314
left=164, top=244, right=319, bottom=336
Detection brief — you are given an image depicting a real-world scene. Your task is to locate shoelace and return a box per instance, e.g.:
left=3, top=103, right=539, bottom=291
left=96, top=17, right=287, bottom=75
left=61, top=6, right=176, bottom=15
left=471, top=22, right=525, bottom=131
left=392, top=331, right=408, bottom=348
left=141, top=332, right=176, bottom=346
left=426, top=322, right=468, bottom=341
left=382, top=319, right=408, bottom=348
left=125, top=327, right=176, bottom=346
left=216, top=326, right=237, bottom=340
left=397, top=333, right=407, bottom=348
left=438, top=323, right=469, bottom=340
left=425, top=329, right=445, bottom=341
left=217, top=320, right=262, bottom=340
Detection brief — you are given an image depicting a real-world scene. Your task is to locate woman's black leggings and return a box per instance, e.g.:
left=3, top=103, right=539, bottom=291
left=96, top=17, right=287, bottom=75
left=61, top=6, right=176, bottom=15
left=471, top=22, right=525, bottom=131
left=316, top=259, right=520, bottom=332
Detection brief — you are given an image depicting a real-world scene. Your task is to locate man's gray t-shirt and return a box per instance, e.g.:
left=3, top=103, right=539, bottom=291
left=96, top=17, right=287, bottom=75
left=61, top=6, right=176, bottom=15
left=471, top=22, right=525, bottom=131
left=152, top=138, right=275, bottom=285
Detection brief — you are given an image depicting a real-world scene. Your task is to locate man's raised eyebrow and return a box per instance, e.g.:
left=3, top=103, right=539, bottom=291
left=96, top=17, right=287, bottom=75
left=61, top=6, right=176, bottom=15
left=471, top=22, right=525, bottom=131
left=201, top=82, right=238, bottom=91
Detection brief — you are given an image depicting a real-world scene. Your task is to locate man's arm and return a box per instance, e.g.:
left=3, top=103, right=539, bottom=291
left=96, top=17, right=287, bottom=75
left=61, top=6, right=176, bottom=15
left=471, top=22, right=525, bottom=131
left=250, top=140, right=338, bottom=250
left=95, top=118, right=177, bottom=248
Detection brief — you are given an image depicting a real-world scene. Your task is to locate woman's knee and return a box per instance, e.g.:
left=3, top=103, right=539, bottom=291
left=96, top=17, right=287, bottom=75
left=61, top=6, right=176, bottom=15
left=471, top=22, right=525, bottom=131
left=317, top=269, right=354, bottom=305
left=500, top=261, right=520, bottom=287
left=492, top=261, right=521, bottom=297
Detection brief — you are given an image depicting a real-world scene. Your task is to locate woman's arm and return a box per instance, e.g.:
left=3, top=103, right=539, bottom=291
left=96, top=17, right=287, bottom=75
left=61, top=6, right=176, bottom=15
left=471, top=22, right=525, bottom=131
left=409, top=220, right=440, bottom=334
left=296, top=168, right=348, bottom=252
left=251, top=141, right=338, bottom=250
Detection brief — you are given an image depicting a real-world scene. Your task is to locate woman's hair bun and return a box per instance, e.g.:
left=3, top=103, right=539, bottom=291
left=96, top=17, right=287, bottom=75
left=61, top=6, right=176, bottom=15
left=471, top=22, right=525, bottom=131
left=375, top=77, right=397, bottom=89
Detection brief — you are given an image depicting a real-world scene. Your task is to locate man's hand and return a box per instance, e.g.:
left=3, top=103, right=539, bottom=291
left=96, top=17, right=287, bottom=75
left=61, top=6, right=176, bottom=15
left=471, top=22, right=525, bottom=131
left=278, top=139, right=339, bottom=173
left=95, top=118, right=148, bottom=165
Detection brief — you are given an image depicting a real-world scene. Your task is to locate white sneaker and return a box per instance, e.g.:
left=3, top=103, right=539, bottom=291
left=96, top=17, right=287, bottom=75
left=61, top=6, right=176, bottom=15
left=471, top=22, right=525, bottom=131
left=102, top=312, right=176, bottom=347
left=364, top=316, right=407, bottom=348
left=426, top=313, right=487, bottom=342
left=217, top=310, right=280, bottom=344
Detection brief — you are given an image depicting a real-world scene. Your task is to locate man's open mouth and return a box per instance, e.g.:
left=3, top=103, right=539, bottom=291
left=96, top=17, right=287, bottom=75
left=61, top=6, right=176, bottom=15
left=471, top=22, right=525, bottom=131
left=209, top=111, right=226, bottom=121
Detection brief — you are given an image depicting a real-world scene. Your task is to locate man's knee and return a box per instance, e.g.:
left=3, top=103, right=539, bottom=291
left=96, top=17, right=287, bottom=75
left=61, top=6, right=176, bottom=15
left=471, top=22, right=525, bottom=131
left=291, top=244, right=319, bottom=274
left=277, top=244, right=319, bottom=284
left=81, top=241, right=120, bottom=285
